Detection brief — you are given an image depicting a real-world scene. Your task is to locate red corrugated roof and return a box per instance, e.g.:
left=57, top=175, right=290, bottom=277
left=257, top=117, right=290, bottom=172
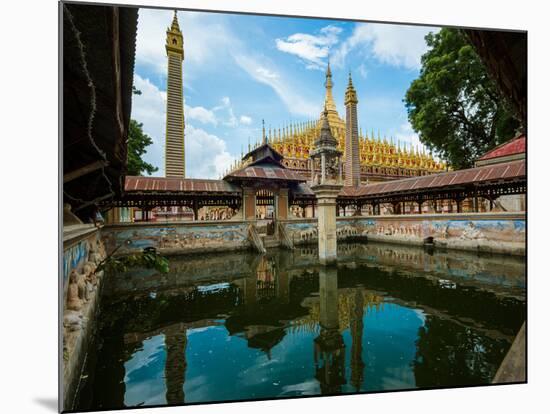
left=225, top=165, right=307, bottom=182
left=478, top=134, right=526, bottom=161
left=344, top=159, right=525, bottom=197
left=124, top=176, right=240, bottom=193
left=292, top=159, right=525, bottom=198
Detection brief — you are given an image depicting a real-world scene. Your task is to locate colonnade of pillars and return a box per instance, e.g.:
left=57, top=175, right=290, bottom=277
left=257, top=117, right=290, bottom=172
left=331, top=196, right=499, bottom=217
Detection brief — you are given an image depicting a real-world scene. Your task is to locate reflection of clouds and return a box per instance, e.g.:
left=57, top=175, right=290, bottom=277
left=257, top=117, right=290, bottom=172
left=236, top=354, right=280, bottom=387
left=187, top=326, right=212, bottom=336
left=124, top=334, right=167, bottom=406
left=280, top=379, right=320, bottom=396
left=380, top=366, right=416, bottom=390
left=412, top=309, right=427, bottom=326
left=183, top=374, right=208, bottom=401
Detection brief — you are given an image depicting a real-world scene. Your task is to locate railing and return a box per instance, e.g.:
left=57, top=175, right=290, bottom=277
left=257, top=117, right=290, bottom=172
left=247, top=224, right=266, bottom=254
left=277, top=222, right=294, bottom=250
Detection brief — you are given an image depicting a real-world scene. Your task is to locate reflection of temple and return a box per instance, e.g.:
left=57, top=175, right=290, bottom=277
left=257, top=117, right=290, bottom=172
left=77, top=241, right=525, bottom=409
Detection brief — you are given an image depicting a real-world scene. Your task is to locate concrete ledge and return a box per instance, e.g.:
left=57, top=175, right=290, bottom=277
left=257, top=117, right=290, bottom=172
left=63, top=276, right=103, bottom=410
left=493, top=322, right=526, bottom=383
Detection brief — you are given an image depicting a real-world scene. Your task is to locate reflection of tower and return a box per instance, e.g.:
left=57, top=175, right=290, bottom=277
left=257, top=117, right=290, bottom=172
left=165, top=11, right=185, bottom=178
left=164, top=327, right=187, bottom=405
left=314, top=266, right=346, bottom=394
left=349, top=288, right=365, bottom=391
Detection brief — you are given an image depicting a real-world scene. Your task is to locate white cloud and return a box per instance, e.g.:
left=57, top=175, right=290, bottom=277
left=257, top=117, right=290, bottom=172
left=234, top=53, right=318, bottom=118
left=358, top=63, right=368, bottom=79
left=213, top=96, right=239, bottom=127
left=185, top=105, right=217, bottom=125
left=131, top=74, right=234, bottom=178
left=275, top=25, right=342, bottom=70
left=185, top=124, right=233, bottom=179
left=239, top=115, right=252, bottom=125
left=334, top=23, right=436, bottom=70
left=135, top=9, right=236, bottom=75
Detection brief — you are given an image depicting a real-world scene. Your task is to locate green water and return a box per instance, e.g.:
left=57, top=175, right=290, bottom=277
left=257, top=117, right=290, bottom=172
left=74, top=242, right=526, bottom=411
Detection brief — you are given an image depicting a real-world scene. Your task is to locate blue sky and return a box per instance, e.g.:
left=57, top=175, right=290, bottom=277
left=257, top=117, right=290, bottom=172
left=131, top=8, right=439, bottom=178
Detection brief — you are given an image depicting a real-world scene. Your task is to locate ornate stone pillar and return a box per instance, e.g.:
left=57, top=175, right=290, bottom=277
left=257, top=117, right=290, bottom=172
left=314, top=186, right=341, bottom=265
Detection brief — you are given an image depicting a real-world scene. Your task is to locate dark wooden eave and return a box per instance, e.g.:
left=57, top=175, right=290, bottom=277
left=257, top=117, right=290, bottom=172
left=63, top=3, right=138, bottom=217
left=463, top=29, right=527, bottom=129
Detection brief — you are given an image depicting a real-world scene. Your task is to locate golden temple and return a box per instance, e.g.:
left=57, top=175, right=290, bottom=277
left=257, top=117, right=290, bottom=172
left=229, top=63, right=446, bottom=183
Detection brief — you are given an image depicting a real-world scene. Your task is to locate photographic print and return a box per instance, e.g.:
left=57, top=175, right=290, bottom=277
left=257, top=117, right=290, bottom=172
left=61, top=1, right=526, bottom=412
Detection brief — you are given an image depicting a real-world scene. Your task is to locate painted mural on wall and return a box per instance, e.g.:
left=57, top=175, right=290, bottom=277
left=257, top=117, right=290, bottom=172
left=283, top=215, right=525, bottom=253
left=102, top=223, right=250, bottom=254
left=341, top=217, right=525, bottom=244
left=349, top=218, right=525, bottom=243
left=284, top=221, right=318, bottom=243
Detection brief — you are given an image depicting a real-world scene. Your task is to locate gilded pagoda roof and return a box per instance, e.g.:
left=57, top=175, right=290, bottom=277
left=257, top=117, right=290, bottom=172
left=231, top=63, right=446, bottom=175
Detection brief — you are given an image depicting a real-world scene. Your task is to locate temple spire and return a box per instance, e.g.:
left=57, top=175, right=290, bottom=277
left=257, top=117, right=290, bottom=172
left=262, top=119, right=267, bottom=145
left=164, top=10, right=185, bottom=177
left=170, top=10, right=180, bottom=32
left=323, top=60, right=338, bottom=114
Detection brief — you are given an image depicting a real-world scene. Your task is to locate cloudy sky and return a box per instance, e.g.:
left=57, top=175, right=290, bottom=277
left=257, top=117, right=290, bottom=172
left=131, top=8, right=439, bottom=178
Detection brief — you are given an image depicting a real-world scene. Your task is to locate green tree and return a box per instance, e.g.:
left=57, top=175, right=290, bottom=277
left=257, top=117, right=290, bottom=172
left=127, top=119, right=158, bottom=176
left=405, top=29, right=520, bottom=169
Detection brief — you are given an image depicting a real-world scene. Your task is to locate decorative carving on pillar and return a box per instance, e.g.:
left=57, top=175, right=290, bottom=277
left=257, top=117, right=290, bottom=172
left=309, top=107, right=343, bottom=265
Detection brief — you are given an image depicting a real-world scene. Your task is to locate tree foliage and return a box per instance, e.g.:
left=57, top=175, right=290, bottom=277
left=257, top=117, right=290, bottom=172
left=96, top=247, right=170, bottom=275
left=405, top=29, right=520, bottom=169
left=127, top=119, right=159, bottom=176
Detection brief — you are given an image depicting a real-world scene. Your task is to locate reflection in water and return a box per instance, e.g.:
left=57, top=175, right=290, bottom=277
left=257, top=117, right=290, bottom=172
left=349, top=288, right=365, bottom=391
left=164, top=327, right=187, bottom=405
left=75, top=242, right=526, bottom=411
left=314, top=267, right=346, bottom=394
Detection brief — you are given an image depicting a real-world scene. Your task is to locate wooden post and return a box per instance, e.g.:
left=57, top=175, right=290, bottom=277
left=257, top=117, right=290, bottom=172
left=192, top=200, right=199, bottom=221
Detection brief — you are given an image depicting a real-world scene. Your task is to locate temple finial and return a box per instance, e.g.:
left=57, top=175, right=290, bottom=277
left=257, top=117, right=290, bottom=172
left=262, top=119, right=266, bottom=145
left=171, top=10, right=180, bottom=31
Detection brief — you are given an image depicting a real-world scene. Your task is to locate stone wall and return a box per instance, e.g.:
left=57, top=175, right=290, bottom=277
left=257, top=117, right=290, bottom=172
left=281, top=212, right=525, bottom=255
left=62, top=225, right=107, bottom=410
left=101, top=220, right=251, bottom=255
left=100, top=213, right=525, bottom=257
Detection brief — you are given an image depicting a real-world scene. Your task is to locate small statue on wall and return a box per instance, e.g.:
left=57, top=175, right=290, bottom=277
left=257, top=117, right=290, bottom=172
left=76, top=270, right=90, bottom=302
left=89, top=240, right=105, bottom=265
left=67, top=270, right=83, bottom=311
left=83, top=261, right=98, bottom=287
